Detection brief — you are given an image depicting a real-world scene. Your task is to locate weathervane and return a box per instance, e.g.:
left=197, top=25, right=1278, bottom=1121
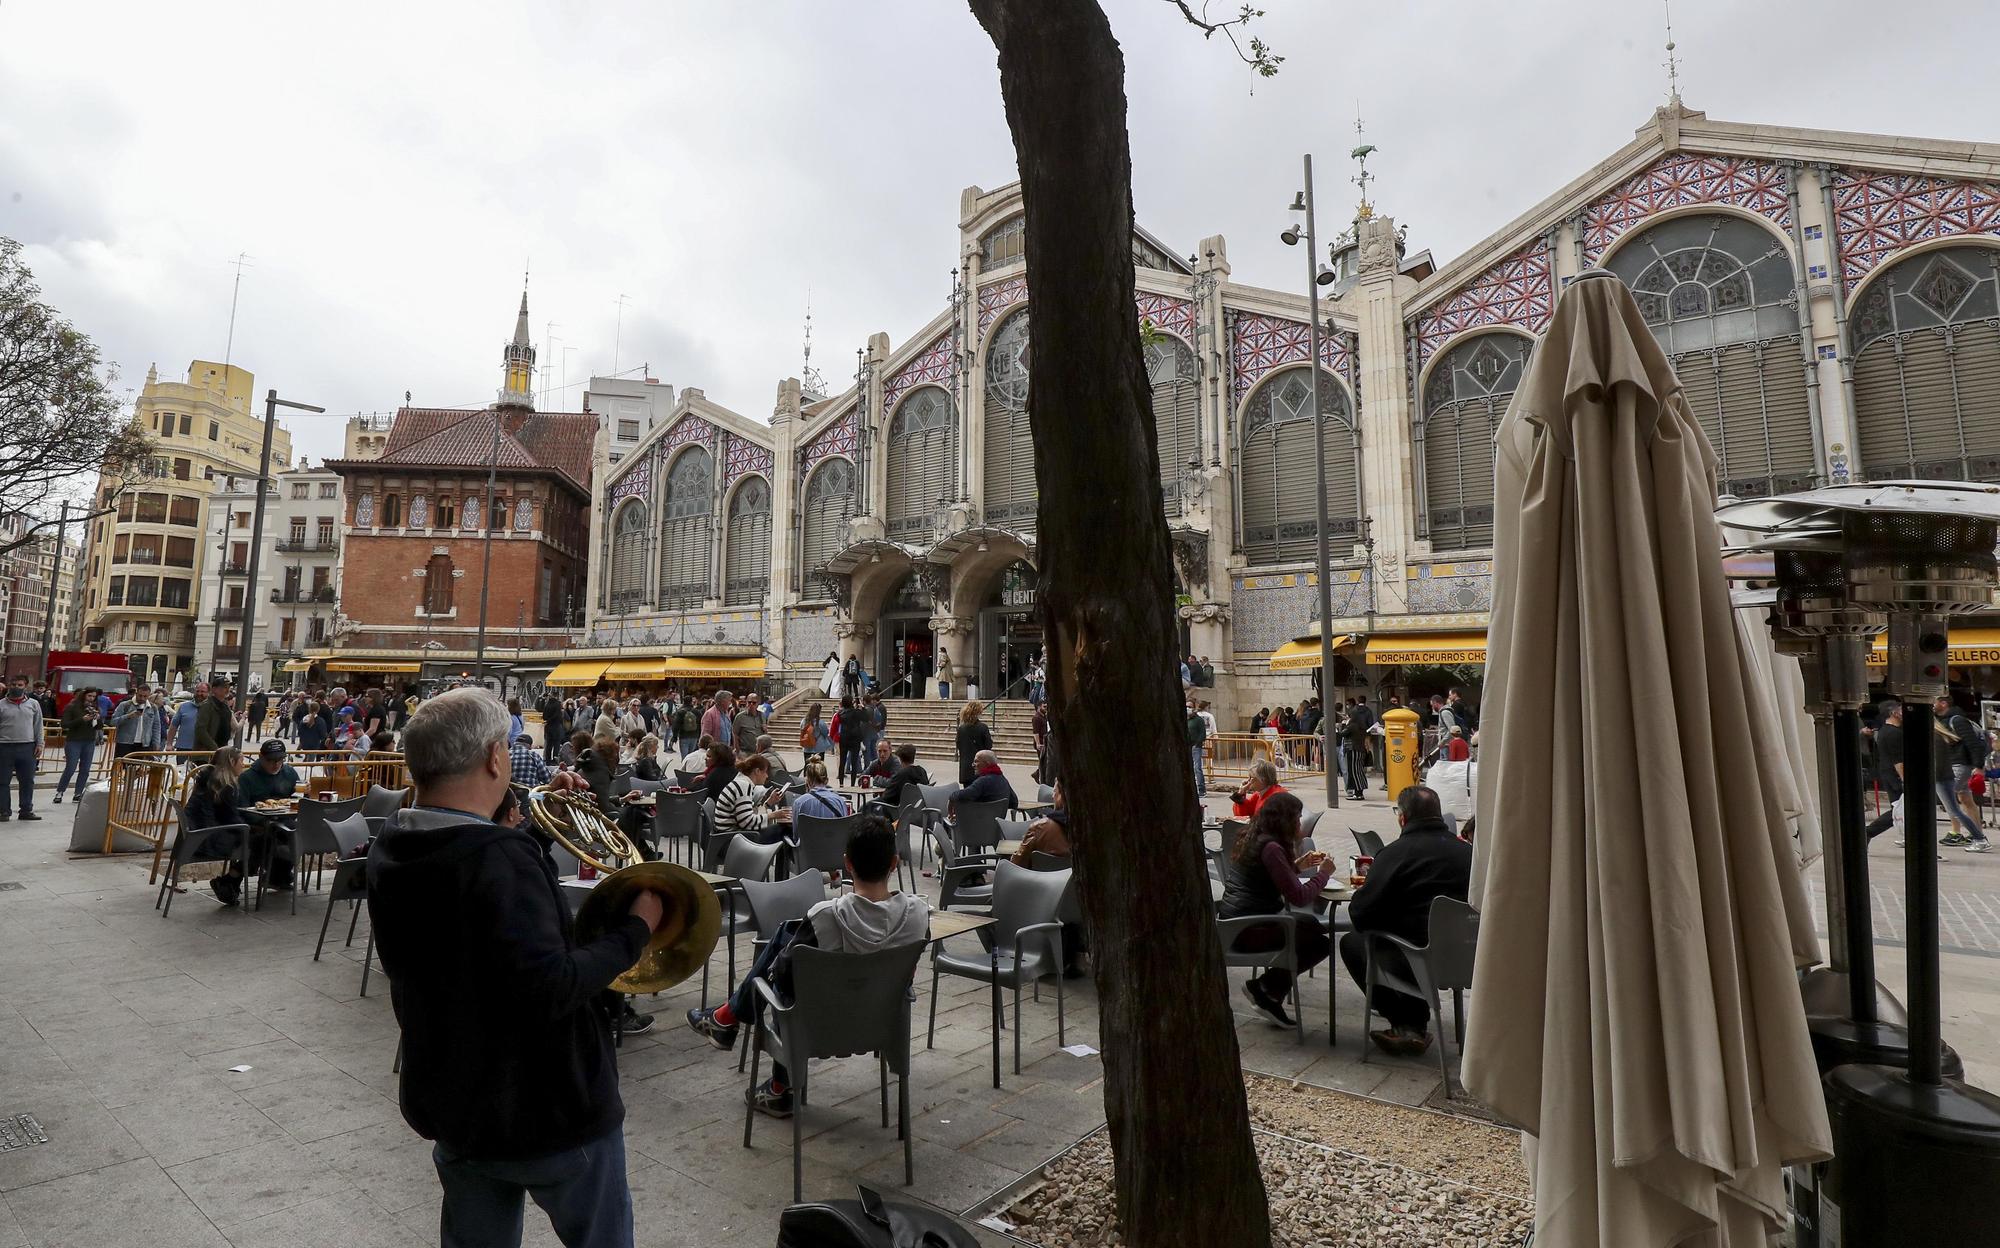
left=1350, top=108, right=1377, bottom=222
left=801, top=292, right=827, bottom=397
left=1663, top=0, right=1682, bottom=104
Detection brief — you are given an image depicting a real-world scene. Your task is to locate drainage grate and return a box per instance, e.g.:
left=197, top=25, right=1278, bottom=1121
left=0, top=882, right=25, bottom=892
left=0, top=1115, right=49, bottom=1152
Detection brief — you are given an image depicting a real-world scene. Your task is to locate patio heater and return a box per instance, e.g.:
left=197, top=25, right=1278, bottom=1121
left=1724, top=483, right=2000, bottom=1245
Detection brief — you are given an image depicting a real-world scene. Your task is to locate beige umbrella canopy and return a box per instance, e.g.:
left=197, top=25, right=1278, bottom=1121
left=1463, top=272, right=1831, bottom=1246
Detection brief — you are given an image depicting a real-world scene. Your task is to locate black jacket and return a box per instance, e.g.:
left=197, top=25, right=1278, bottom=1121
left=880, top=763, right=930, bottom=808
left=955, top=722, right=993, bottom=786
left=1347, top=816, right=1472, bottom=947
left=366, top=808, right=650, bottom=1159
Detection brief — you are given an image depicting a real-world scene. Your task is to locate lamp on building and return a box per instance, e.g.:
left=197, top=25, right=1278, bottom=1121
left=1281, top=156, right=1340, bottom=809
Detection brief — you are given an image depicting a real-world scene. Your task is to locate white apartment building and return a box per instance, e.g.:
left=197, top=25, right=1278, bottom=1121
left=584, top=374, right=675, bottom=467
left=192, top=465, right=344, bottom=689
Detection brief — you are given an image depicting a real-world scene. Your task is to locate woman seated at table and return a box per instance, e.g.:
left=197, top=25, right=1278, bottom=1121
left=630, top=734, right=665, bottom=783
left=1217, top=791, right=1334, bottom=1027
left=185, top=746, right=295, bottom=905
left=789, top=758, right=850, bottom=820
left=1229, top=759, right=1286, bottom=819
left=708, top=746, right=788, bottom=844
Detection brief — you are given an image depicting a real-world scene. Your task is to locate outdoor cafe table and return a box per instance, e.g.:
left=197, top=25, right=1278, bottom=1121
left=240, top=799, right=302, bottom=911
left=925, top=910, right=1005, bottom=1087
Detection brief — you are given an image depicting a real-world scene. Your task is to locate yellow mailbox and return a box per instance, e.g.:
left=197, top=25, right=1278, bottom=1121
left=1380, top=707, right=1422, bottom=800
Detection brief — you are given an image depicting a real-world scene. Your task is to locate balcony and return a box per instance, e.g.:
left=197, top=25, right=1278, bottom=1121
left=276, top=538, right=338, bottom=553
left=213, top=645, right=243, bottom=660
left=212, top=605, right=247, bottom=622
left=271, top=586, right=337, bottom=604
left=217, top=563, right=249, bottom=577
left=264, top=639, right=301, bottom=657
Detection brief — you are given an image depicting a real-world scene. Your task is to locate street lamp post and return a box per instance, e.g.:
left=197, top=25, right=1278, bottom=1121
left=1281, top=155, right=1341, bottom=808
left=234, top=389, right=324, bottom=743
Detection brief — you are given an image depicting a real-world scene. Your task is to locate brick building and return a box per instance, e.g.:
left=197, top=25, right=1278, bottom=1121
left=320, top=287, right=595, bottom=689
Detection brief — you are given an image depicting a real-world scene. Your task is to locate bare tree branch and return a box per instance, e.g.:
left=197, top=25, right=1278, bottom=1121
left=1162, top=0, right=1283, bottom=76
left=0, top=236, right=152, bottom=559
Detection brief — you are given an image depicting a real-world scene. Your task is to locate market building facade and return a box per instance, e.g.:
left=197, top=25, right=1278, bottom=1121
left=576, top=101, right=2000, bottom=723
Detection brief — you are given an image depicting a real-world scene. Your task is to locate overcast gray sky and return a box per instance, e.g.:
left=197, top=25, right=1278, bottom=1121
left=4, top=0, right=1995, bottom=466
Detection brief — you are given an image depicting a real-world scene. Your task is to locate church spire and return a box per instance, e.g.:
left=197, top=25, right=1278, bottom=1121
left=498, top=274, right=536, bottom=410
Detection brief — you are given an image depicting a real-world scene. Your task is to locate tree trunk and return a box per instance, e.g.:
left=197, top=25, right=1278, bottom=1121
left=965, top=3, right=1271, bottom=1243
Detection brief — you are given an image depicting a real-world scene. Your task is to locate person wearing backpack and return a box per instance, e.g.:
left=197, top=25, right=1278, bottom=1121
left=673, top=700, right=701, bottom=759
left=1937, top=695, right=1993, bottom=852
left=1185, top=698, right=1209, bottom=796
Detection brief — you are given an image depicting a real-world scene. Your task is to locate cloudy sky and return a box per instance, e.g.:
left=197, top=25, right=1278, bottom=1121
left=4, top=0, right=1994, bottom=467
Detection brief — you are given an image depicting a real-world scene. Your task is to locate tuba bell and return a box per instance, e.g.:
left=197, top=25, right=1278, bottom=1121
left=528, top=783, right=641, bottom=874
left=573, top=860, right=722, bottom=994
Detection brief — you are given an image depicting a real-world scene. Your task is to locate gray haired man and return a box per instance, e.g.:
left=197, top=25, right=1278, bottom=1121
left=367, top=688, right=664, bottom=1248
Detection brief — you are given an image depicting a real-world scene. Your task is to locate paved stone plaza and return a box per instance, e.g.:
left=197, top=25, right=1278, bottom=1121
left=0, top=766, right=1993, bottom=1246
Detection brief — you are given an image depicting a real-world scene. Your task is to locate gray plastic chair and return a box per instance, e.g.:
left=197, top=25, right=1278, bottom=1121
left=156, top=799, right=252, bottom=917
left=1216, top=909, right=1306, bottom=1044
left=733, top=872, right=831, bottom=1071
left=313, top=813, right=377, bottom=995
left=1361, top=897, right=1480, bottom=1094
left=703, top=835, right=786, bottom=1007
left=928, top=861, right=1072, bottom=1078
left=1352, top=828, right=1386, bottom=859
left=360, top=784, right=409, bottom=821
left=287, top=795, right=366, bottom=913
left=788, top=812, right=862, bottom=879
left=744, top=942, right=927, bottom=1201
left=652, top=792, right=705, bottom=866
left=948, top=799, right=1010, bottom=860
left=888, top=796, right=925, bottom=893
left=674, top=767, right=705, bottom=790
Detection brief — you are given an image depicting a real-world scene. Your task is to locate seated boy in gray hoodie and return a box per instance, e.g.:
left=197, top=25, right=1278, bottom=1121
left=686, top=813, right=929, bottom=1117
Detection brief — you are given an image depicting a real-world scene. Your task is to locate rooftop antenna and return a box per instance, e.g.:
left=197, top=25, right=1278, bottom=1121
left=1350, top=108, right=1377, bottom=222
left=801, top=291, right=828, bottom=397
left=223, top=252, right=254, bottom=369
left=1663, top=0, right=1682, bottom=104
left=612, top=293, right=630, bottom=374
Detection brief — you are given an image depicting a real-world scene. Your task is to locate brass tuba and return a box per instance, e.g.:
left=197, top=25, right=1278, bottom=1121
left=573, top=861, right=722, bottom=994
left=528, top=784, right=640, bottom=874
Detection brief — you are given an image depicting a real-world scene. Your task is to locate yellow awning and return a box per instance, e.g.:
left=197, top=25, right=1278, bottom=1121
left=1268, top=640, right=1325, bottom=671
left=281, top=659, right=314, bottom=672
left=1364, top=632, right=1489, bottom=665
left=1866, top=627, right=2000, bottom=668
left=325, top=660, right=422, bottom=674
left=546, top=660, right=610, bottom=687
left=663, top=656, right=766, bottom=680
left=603, top=658, right=669, bottom=681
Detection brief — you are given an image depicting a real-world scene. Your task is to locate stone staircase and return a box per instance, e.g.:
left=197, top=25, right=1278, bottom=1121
left=767, top=696, right=1041, bottom=768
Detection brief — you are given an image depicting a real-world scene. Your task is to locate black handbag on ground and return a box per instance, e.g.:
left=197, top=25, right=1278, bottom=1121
left=776, top=1185, right=979, bottom=1248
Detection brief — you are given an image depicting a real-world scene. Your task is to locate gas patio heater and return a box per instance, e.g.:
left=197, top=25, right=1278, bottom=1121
left=1718, top=481, right=2000, bottom=1245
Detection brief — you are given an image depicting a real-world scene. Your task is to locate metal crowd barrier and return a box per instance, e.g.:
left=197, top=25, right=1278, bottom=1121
left=1205, top=733, right=1326, bottom=783
left=103, top=749, right=410, bottom=882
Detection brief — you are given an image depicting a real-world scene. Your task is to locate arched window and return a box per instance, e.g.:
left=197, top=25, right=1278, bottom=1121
left=1604, top=214, right=1814, bottom=496
left=422, top=553, right=453, bottom=615
left=1851, top=245, right=2000, bottom=481
left=1146, top=336, right=1201, bottom=515
left=724, top=476, right=772, bottom=606
left=983, top=311, right=1037, bottom=528
left=1236, top=366, right=1357, bottom=565
left=885, top=387, right=956, bottom=537
left=658, top=448, right=713, bottom=607
left=800, top=458, right=855, bottom=595
left=608, top=501, right=649, bottom=613
left=1421, top=333, right=1531, bottom=551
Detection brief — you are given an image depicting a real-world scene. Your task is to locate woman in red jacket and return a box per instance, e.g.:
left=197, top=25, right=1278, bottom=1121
left=1230, top=759, right=1286, bottom=818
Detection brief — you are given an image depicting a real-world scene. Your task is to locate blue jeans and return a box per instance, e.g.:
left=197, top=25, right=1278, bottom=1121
left=1936, top=779, right=1983, bottom=839
left=433, top=1127, right=633, bottom=1248
left=1191, top=743, right=1207, bottom=794
left=727, top=919, right=805, bottom=1085
left=0, top=741, right=35, bottom=815
left=58, top=739, right=95, bottom=798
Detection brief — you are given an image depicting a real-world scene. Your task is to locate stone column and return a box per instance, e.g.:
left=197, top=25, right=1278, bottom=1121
left=768, top=379, right=801, bottom=670
left=864, top=332, right=891, bottom=520
left=929, top=615, right=976, bottom=701
left=1192, top=235, right=1236, bottom=710
left=834, top=619, right=874, bottom=667
left=1797, top=163, right=1855, bottom=483
left=1350, top=215, right=1418, bottom=616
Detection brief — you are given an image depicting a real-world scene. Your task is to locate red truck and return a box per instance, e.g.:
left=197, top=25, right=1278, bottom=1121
left=42, top=650, right=135, bottom=714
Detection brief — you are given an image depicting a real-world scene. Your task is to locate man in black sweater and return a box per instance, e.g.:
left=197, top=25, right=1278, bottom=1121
left=1339, top=785, right=1472, bottom=1057
left=368, top=688, right=664, bottom=1248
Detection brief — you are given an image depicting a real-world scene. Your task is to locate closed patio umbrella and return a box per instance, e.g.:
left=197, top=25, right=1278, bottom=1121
left=1463, top=272, right=1831, bottom=1247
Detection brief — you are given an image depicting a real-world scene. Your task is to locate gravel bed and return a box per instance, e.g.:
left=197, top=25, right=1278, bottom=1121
left=1244, top=1072, right=1529, bottom=1198
left=994, top=1130, right=1533, bottom=1248
left=986, top=1076, right=1532, bottom=1247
